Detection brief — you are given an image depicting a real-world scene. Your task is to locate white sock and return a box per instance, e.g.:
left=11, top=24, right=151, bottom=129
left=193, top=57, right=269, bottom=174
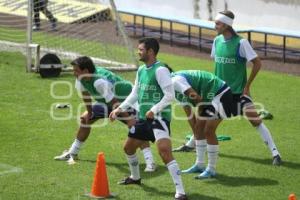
left=195, top=139, right=207, bottom=168
left=186, top=135, right=195, bottom=148
left=256, top=123, right=280, bottom=157
left=167, top=160, right=185, bottom=197
left=207, top=144, right=219, bottom=172
left=126, top=154, right=140, bottom=180
left=69, top=139, right=83, bottom=155
left=142, top=147, right=155, bottom=166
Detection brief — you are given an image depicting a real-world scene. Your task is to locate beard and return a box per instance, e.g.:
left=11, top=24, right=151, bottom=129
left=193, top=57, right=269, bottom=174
left=139, top=55, right=148, bottom=62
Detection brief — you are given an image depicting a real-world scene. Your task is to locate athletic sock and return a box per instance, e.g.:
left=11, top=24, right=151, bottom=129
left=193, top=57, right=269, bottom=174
left=69, top=138, right=83, bottom=155
left=167, top=160, right=185, bottom=197
left=195, top=139, right=207, bottom=168
left=142, top=147, right=155, bottom=166
left=207, top=144, right=219, bottom=172
left=126, top=153, right=140, bottom=180
left=185, top=134, right=195, bottom=148
left=256, top=123, right=280, bottom=157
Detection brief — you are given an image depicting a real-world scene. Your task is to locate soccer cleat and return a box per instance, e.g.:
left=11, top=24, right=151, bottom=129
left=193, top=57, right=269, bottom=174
left=195, top=168, right=216, bottom=179
left=272, top=155, right=282, bottom=166
left=118, top=176, right=141, bottom=185
left=144, top=163, right=156, bottom=172
left=172, top=144, right=195, bottom=152
left=54, top=150, right=78, bottom=161
left=175, top=194, right=188, bottom=200
left=67, top=156, right=76, bottom=165
left=32, top=25, right=40, bottom=31
left=181, top=164, right=205, bottom=174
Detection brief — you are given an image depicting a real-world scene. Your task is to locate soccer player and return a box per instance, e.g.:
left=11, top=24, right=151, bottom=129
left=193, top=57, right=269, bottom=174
left=32, top=0, right=57, bottom=31
left=174, top=10, right=282, bottom=166
left=109, top=38, right=188, bottom=200
left=172, top=70, right=234, bottom=179
left=54, top=56, right=156, bottom=172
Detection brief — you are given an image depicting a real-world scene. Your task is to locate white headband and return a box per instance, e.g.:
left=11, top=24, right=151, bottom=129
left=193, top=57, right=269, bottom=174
left=215, top=13, right=233, bottom=26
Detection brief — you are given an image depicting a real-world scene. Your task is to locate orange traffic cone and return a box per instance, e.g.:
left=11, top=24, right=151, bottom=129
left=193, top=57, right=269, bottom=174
left=86, top=152, right=115, bottom=199
left=289, top=193, right=297, bottom=200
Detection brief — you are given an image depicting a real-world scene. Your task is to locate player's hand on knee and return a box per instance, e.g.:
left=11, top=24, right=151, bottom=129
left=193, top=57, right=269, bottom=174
left=145, top=110, right=154, bottom=119
left=109, top=108, right=122, bottom=122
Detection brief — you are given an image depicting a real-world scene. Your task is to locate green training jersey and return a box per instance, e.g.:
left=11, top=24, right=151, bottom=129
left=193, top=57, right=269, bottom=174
left=214, top=35, right=247, bottom=94
left=80, top=66, right=132, bottom=106
left=173, top=70, right=224, bottom=104
left=137, top=61, right=171, bottom=121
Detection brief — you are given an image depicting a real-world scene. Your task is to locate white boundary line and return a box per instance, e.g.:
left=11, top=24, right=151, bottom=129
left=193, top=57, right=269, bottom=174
left=0, top=163, right=23, bottom=176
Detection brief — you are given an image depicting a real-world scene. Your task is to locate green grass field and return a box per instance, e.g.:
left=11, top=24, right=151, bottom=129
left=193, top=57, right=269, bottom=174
left=0, top=51, right=300, bottom=200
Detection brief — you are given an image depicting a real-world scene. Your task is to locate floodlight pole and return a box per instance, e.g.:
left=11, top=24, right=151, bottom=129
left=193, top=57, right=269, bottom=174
left=26, top=0, right=33, bottom=72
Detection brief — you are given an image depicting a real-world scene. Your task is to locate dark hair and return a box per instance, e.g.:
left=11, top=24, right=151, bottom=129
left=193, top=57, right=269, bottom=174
left=219, top=10, right=237, bottom=36
left=138, top=37, right=160, bottom=55
left=164, top=63, right=173, bottom=73
left=219, top=10, right=235, bottom=20
left=70, top=56, right=95, bottom=73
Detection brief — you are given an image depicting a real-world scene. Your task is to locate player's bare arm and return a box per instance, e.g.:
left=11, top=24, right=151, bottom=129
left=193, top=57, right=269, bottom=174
left=244, top=57, right=262, bottom=96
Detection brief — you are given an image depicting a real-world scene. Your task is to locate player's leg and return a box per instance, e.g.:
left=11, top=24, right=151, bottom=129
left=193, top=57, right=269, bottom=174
left=118, top=108, right=156, bottom=172
left=242, top=95, right=282, bottom=165
left=40, top=0, right=57, bottom=30
left=182, top=119, right=206, bottom=173
left=139, top=142, right=156, bottom=172
left=118, top=119, right=153, bottom=185
left=157, top=137, right=187, bottom=200
left=196, top=119, right=222, bottom=179
left=173, top=106, right=195, bottom=152
left=53, top=111, right=97, bottom=161
left=54, top=104, right=106, bottom=161
left=153, top=119, right=187, bottom=200
left=196, top=86, right=232, bottom=178
left=33, top=1, right=41, bottom=30
left=118, top=137, right=145, bottom=185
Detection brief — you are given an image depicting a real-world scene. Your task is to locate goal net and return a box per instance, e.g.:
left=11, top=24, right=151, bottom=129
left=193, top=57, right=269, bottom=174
left=0, top=0, right=138, bottom=72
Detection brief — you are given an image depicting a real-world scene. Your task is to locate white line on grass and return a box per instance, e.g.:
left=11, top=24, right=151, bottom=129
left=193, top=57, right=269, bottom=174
left=0, top=163, right=23, bottom=176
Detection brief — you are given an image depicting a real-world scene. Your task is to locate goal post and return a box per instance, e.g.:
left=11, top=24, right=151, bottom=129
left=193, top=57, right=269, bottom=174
left=0, top=0, right=139, bottom=72
left=26, top=0, right=33, bottom=72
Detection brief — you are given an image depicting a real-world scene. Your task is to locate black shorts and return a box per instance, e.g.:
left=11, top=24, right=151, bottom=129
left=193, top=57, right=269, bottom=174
left=200, top=84, right=234, bottom=120
left=89, top=103, right=136, bottom=124
left=128, top=118, right=171, bottom=143
left=231, top=94, right=254, bottom=116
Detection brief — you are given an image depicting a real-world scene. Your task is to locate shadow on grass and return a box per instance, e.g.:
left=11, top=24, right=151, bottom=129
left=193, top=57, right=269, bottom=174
left=80, top=160, right=168, bottom=180
left=220, top=153, right=300, bottom=170
left=81, top=161, right=222, bottom=199
left=140, top=183, right=222, bottom=200
left=188, top=193, right=222, bottom=200
left=204, top=173, right=279, bottom=187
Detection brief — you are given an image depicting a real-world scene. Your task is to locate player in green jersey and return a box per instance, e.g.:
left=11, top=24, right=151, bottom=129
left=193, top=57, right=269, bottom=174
left=172, top=70, right=234, bottom=179
left=110, top=38, right=188, bottom=200
left=213, top=10, right=281, bottom=165
left=174, top=10, right=282, bottom=166
left=54, top=56, right=156, bottom=172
